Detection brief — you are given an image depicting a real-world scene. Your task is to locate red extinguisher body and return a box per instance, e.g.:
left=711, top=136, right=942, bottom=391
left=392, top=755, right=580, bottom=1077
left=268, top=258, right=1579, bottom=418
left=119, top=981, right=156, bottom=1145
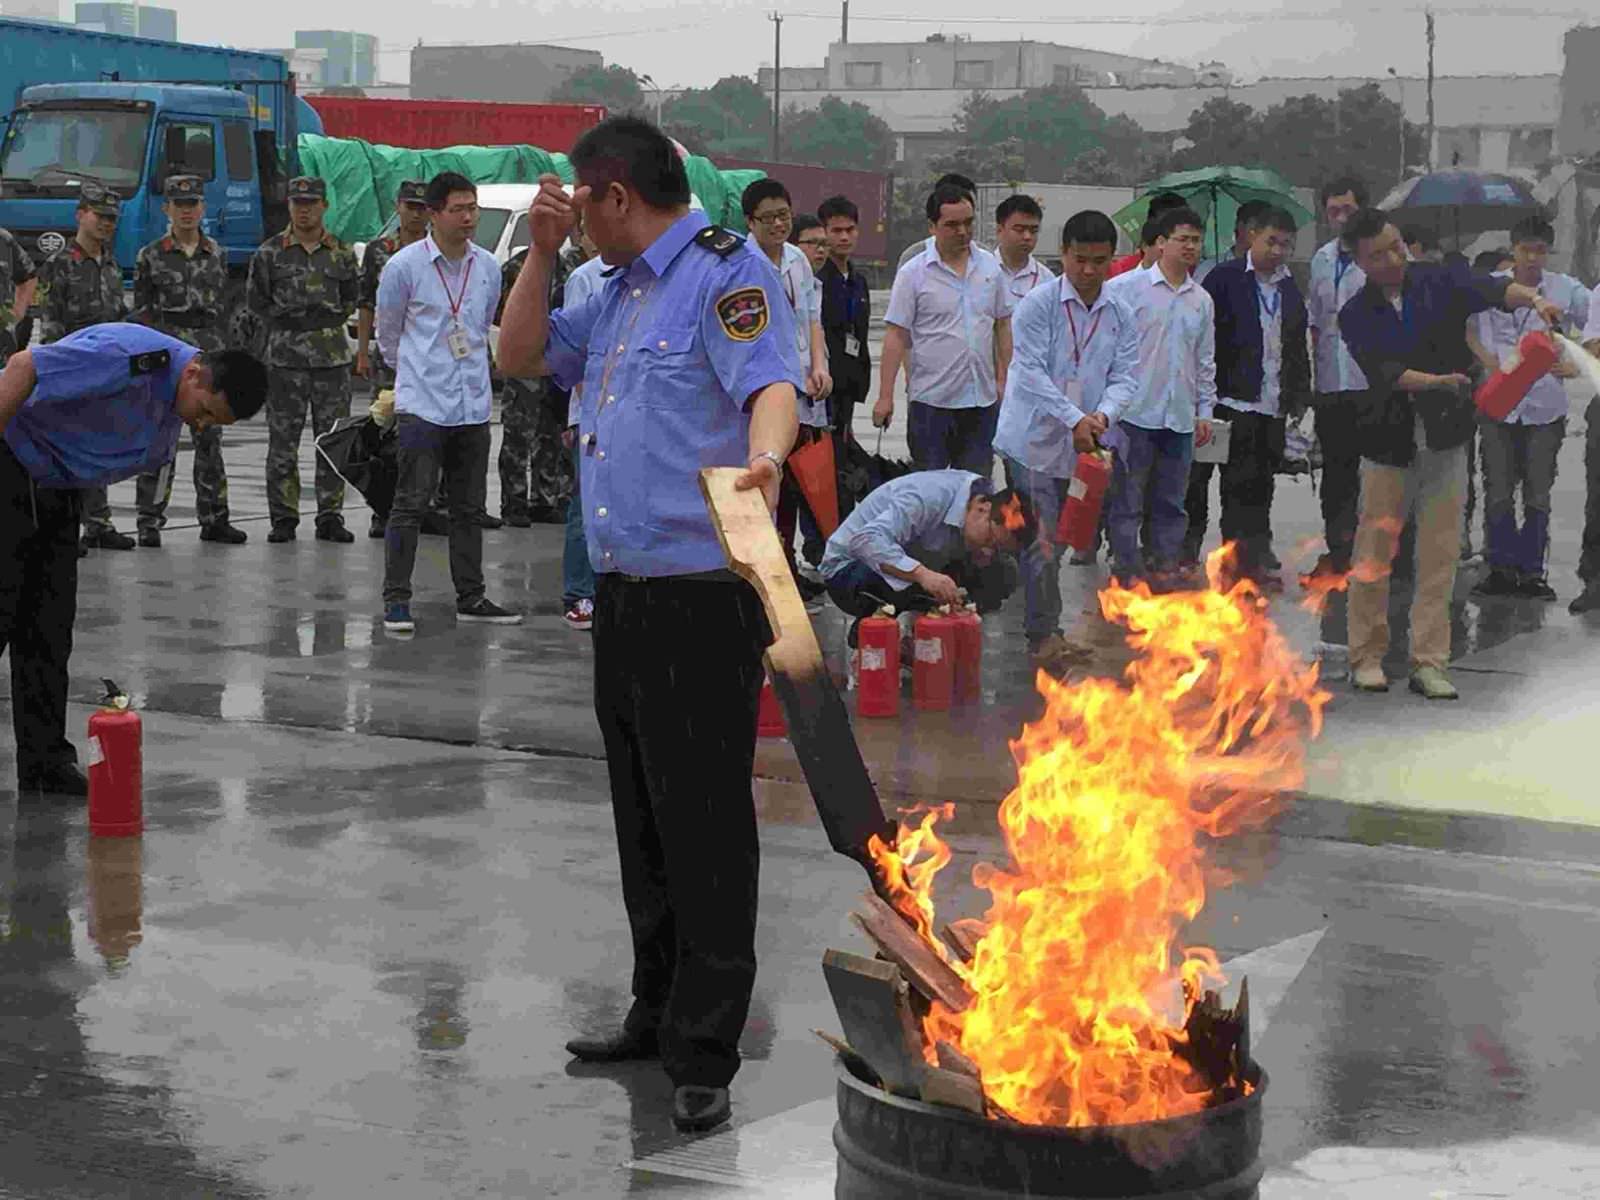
left=1475, top=331, right=1558, bottom=420
left=951, top=608, right=983, bottom=704
left=1057, top=449, right=1113, bottom=552
left=757, top=674, right=787, bottom=737
left=855, top=613, right=901, bottom=718
left=88, top=705, right=143, bottom=838
left=912, top=612, right=956, bottom=712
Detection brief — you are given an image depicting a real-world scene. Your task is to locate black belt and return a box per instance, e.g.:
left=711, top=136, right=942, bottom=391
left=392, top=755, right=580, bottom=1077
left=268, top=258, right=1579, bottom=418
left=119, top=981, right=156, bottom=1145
left=612, top=569, right=740, bottom=585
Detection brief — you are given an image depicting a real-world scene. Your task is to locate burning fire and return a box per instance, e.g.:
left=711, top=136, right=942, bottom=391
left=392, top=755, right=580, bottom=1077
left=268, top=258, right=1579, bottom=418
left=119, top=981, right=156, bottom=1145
left=868, top=548, right=1329, bottom=1127
left=998, top=493, right=1027, bottom=533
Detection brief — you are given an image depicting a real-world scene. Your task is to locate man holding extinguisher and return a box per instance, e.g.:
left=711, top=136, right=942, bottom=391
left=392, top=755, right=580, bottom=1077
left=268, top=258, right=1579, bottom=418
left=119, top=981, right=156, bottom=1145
left=0, top=323, right=267, bottom=797
left=994, top=210, right=1139, bottom=670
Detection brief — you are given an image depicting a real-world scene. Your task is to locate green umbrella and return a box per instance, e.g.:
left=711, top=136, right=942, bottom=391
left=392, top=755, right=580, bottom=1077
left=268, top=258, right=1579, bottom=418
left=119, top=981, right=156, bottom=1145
left=1112, top=166, right=1313, bottom=261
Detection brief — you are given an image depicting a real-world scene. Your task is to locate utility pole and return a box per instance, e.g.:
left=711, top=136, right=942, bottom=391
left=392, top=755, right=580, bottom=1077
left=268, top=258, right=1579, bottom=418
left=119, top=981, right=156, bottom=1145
left=770, top=12, right=783, bottom=161
left=842, top=1, right=849, bottom=45
left=1387, top=68, right=1405, bottom=184
left=1425, top=9, right=1437, bottom=170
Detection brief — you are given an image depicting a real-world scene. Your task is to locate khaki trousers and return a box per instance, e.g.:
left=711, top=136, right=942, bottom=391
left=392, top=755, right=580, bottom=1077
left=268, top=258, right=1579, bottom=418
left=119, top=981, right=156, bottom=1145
left=1348, top=443, right=1467, bottom=672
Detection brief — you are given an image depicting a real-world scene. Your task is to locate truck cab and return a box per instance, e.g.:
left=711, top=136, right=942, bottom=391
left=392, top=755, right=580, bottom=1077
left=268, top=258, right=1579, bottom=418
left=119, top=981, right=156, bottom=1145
left=0, top=81, right=302, bottom=280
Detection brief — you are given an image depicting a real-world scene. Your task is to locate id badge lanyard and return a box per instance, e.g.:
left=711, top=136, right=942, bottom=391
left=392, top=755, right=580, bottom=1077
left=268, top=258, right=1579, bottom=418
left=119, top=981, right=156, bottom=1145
left=435, top=255, right=476, bottom=358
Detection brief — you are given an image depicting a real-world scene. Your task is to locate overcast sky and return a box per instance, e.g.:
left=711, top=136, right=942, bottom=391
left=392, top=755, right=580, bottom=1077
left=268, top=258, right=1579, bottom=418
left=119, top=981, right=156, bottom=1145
left=157, top=1, right=1585, bottom=88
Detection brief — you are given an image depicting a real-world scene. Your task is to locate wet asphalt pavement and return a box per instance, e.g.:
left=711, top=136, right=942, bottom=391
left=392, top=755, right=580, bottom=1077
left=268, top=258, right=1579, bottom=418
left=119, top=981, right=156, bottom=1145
left=2, top=374, right=1599, bottom=1197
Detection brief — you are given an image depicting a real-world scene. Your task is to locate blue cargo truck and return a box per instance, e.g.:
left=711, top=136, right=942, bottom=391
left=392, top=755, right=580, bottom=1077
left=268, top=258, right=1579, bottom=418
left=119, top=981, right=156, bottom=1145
left=0, top=16, right=326, bottom=290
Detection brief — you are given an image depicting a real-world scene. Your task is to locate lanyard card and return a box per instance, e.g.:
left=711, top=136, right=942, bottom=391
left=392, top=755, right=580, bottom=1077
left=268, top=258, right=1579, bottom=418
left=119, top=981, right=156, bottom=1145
left=447, top=324, right=471, bottom=360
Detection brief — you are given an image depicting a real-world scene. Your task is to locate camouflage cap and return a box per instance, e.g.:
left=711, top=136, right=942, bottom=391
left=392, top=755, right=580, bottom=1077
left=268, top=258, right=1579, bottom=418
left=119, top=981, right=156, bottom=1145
left=396, top=179, right=428, bottom=205
left=78, top=181, right=121, bottom=217
left=165, top=174, right=205, bottom=202
left=287, top=176, right=327, bottom=202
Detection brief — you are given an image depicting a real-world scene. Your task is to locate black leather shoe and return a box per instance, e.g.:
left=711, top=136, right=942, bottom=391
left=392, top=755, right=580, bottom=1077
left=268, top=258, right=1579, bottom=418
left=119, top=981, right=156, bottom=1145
left=138, top=528, right=161, bottom=548
left=503, top=510, right=533, bottom=528
left=565, top=1026, right=660, bottom=1063
left=82, top=528, right=136, bottom=551
left=1570, top=585, right=1600, bottom=615
left=200, top=522, right=248, bottom=545
left=19, top=761, right=89, bottom=797
left=368, top=516, right=386, bottom=539
left=672, top=1085, right=731, bottom=1133
left=267, top=524, right=297, bottom=544
left=474, top=510, right=504, bottom=530
left=315, top=520, right=355, bottom=544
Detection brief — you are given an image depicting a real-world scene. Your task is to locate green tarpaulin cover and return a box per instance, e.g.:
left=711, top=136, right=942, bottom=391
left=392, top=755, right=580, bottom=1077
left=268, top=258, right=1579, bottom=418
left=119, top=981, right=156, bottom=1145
left=295, top=134, right=766, bottom=244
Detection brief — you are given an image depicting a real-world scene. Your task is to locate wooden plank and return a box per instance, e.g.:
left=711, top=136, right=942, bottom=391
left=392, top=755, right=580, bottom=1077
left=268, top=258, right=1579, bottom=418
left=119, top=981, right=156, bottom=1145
left=935, top=1040, right=981, bottom=1081
left=699, top=468, right=893, bottom=864
left=941, top=918, right=987, bottom=964
left=812, top=1029, right=879, bottom=1085
left=821, top=949, right=927, bottom=1097
left=918, top=1065, right=985, bottom=1115
left=852, top=892, right=973, bottom=1013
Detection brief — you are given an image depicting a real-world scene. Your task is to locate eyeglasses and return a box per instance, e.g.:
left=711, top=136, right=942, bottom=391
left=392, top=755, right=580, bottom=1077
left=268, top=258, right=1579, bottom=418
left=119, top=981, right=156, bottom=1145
left=797, top=238, right=827, bottom=248
left=752, top=210, right=793, bottom=226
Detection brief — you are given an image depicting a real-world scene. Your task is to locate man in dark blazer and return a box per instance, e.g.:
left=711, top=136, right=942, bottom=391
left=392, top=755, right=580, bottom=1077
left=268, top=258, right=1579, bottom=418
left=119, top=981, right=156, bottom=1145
left=1196, top=206, right=1311, bottom=588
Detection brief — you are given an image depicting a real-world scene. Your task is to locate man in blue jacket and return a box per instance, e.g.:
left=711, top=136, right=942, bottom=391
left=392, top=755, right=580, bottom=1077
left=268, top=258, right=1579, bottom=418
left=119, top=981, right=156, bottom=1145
left=0, top=323, right=267, bottom=795
left=1194, top=206, right=1311, bottom=589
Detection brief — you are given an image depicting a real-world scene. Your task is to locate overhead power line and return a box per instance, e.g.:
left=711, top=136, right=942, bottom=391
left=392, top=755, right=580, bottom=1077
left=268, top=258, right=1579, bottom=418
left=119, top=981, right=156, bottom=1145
left=787, top=7, right=1591, bottom=24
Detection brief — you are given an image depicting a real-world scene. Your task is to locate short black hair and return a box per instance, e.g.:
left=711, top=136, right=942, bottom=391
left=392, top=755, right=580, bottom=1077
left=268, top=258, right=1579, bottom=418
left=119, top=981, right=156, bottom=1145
left=817, top=194, right=859, bottom=225
left=741, top=177, right=792, bottom=219
left=926, top=184, right=975, bottom=224
left=1400, top=224, right=1439, bottom=252
left=791, top=213, right=822, bottom=242
left=1249, top=205, right=1298, bottom=235
left=1061, top=209, right=1119, bottom=249
left=1139, top=217, right=1162, bottom=248
left=1155, top=206, right=1205, bottom=239
left=201, top=349, right=268, bottom=421
left=995, top=194, right=1043, bottom=225
left=986, top=487, right=1039, bottom=549
left=1319, top=175, right=1369, bottom=209
left=934, top=172, right=976, bottom=198
left=1510, top=216, right=1555, bottom=246
left=1234, top=199, right=1269, bottom=231
left=1339, top=206, right=1392, bottom=253
left=569, top=115, right=690, bottom=210
left=425, top=172, right=476, bottom=212
left=1473, top=248, right=1512, bottom=272
left=1146, top=191, right=1188, bottom=217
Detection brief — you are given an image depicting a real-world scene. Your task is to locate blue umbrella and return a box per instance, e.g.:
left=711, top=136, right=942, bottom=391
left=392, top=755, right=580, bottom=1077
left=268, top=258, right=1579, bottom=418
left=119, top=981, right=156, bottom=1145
left=1378, top=170, right=1544, bottom=242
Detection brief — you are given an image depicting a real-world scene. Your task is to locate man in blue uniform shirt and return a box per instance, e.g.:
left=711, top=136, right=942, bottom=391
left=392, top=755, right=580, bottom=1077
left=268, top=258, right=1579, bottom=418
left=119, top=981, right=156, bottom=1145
left=0, top=323, right=267, bottom=795
left=497, top=117, right=804, bottom=1136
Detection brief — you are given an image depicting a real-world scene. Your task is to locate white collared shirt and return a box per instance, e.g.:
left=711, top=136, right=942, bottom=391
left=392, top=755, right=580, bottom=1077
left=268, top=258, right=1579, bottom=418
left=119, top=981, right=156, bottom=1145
left=1308, top=236, right=1368, bottom=394
left=749, top=234, right=827, bottom=426
left=1223, top=252, right=1292, bottom=418
left=998, top=253, right=1055, bottom=305
left=884, top=243, right=1013, bottom=410
left=1472, top=269, right=1593, bottom=426
left=1102, top=263, right=1217, bottom=432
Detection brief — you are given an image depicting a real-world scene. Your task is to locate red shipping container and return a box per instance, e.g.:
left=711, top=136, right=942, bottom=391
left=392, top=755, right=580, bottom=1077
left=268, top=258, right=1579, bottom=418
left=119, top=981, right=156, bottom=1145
left=305, top=96, right=605, bottom=153
left=714, top=157, right=890, bottom=264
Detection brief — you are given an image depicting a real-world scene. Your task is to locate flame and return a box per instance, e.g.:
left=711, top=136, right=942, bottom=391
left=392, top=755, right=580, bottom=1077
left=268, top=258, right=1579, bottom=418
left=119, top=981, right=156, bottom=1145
left=999, top=493, right=1027, bottom=533
left=869, top=545, right=1329, bottom=1127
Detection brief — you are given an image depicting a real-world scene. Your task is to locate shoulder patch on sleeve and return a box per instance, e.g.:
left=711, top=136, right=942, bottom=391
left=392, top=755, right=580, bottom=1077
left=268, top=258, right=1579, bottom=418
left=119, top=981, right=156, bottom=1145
left=715, top=286, right=769, bottom=342
left=694, top=225, right=744, bottom=259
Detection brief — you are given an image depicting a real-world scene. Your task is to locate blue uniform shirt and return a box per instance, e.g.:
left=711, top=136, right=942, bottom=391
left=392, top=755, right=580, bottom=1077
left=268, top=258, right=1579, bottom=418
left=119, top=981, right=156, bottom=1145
left=6, top=323, right=195, bottom=488
left=820, top=469, right=983, bottom=590
left=545, top=212, right=805, bottom=577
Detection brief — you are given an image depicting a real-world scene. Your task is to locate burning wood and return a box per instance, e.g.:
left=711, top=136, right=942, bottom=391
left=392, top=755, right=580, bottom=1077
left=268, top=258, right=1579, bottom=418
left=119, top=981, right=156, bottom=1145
left=824, top=550, right=1325, bottom=1129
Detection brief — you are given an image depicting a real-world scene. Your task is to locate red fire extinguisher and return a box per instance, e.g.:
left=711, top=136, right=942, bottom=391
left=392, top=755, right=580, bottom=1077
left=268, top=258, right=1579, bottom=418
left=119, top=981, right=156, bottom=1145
left=855, top=609, right=901, bottom=718
left=912, top=611, right=957, bottom=712
left=1475, top=331, right=1559, bottom=420
left=757, top=674, right=787, bottom=738
left=88, top=679, right=142, bottom=838
left=951, top=605, right=983, bottom=705
left=1057, top=448, right=1113, bottom=552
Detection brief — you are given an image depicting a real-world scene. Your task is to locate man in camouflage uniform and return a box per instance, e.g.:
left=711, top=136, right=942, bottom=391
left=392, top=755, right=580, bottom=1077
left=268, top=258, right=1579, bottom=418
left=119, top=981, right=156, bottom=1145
left=355, top=179, right=446, bottom=538
left=0, top=223, right=37, bottom=365
left=39, top=183, right=134, bottom=551
left=129, top=175, right=248, bottom=547
left=496, top=243, right=574, bottom=525
left=246, top=175, right=360, bottom=543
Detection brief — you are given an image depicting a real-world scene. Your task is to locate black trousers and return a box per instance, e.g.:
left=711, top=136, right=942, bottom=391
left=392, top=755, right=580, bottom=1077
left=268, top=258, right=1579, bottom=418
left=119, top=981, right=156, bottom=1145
left=0, top=444, right=79, bottom=780
left=1581, top=397, right=1600, bottom=587
left=382, top=415, right=490, bottom=606
left=1315, top=396, right=1365, bottom=567
left=592, top=574, right=768, bottom=1088
left=1214, top=406, right=1285, bottom=576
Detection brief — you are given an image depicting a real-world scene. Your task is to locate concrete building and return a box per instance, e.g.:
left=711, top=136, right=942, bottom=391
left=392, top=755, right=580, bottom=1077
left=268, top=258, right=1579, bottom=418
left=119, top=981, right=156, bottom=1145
left=296, top=31, right=378, bottom=89
left=74, top=1, right=175, bottom=40
left=410, top=43, right=602, bottom=103
left=3, top=0, right=63, bottom=21
left=1557, top=25, right=1600, bottom=161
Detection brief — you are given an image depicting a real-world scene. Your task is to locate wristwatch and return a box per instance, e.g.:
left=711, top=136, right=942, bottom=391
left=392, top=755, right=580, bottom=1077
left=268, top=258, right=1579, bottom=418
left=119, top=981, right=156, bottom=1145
left=751, top=450, right=784, bottom=472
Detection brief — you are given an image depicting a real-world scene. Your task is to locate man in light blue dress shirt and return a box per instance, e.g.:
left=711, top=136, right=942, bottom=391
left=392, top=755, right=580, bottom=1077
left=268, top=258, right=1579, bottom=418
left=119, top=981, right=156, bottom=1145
left=376, top=172, right=519, bottom=632
left=496, top=117, right=806, bottom=1136
left=995, top=210, right=1139, bottom=655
